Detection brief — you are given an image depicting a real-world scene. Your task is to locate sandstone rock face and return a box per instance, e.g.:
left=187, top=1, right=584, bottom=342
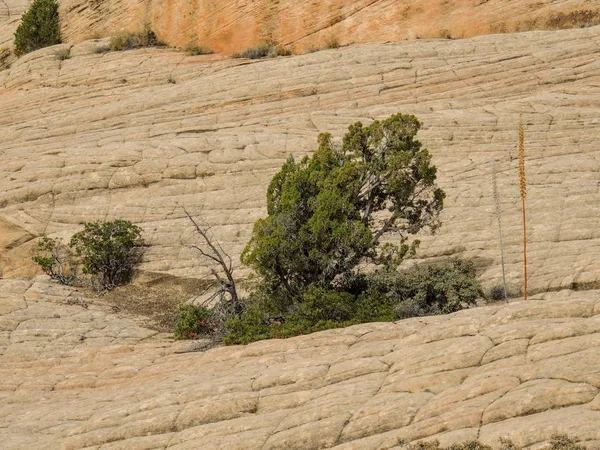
left=2, top=279, right=600, bottom=448
left=2, top=0, right=600, bottom=56
left=55, top=0, right=600, bottom=54
left=1, top=26, right=600, bottom=293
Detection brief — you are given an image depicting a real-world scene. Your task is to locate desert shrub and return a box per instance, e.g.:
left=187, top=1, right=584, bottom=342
left=187, top=46, right=213, bottom=55
left=55, top=48, right=70, bottom=60
left=14, top=0, right=61, bottom=57
left=487, top=283, right=521, bottom=301
left=0, top=48, right=12, bottom=70
left=174, top=304, right=216, bottom=340
left=405, top=441, right=493, bottom=450
left=367, top=259, right=482, bottom=319
left=489, top=284, right=507, bottom=301
left=69, top=219, right=143, bottom=290
left=223, top=303, right=353, bottom=345
left=223, top=260, right=480, bottom=345
left=109, top=29, right=161, bottom=52
left=548, top=435, right=586, bottom=450
left=32, top=236, right=76, bottom=285
left=233, top=42, right=291, bottom=59
left=325, top=37, right=340, bottom=49
left=402, top=435, right=584, bottom=450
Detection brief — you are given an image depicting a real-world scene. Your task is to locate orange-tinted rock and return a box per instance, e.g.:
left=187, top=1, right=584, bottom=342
left=56, top=0, right=600, bottom=54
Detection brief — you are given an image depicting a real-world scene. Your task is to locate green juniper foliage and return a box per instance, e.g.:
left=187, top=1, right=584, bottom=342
left=242, top=113, right=445, bottom=298
left=14, top=0, right=61, bottom=57
left=222, top=114, right=471, bottom=345
left=69, top=219, right=143, bottom=290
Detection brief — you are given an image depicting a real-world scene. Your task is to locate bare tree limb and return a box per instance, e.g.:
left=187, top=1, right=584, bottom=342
left=183, top=208, right=240, bottom=310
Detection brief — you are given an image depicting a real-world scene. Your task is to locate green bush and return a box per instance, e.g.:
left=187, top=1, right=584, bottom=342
left=223, top=259, right=480, bottom=345
left=14, top=0, right=61, bottom=57
left=174, top=304, right=216, bottom=340
left=69, top=219, right=143, bottom=290
left=366, top=259, right=483, bottom=319
left=32, top=236, right=76, bottom=285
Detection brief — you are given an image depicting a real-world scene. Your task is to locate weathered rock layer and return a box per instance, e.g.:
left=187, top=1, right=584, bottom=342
left=3, top=0, right=600, bottom=56
left=1, top=26, right=600, bottom=292
left=2, top=279, right=600, bottom=448
left=59, top=0, right=600, bottom=53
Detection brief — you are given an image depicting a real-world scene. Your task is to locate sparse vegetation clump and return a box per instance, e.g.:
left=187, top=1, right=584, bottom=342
left=174, top=304, right=216, bottom=340
left=223, top=259, right=481, bottom=345
left=14, top=0, right=61, bottom=57
left=69, top=219, right=144, bottom=290
left=402, top=435, right=585, bottom=450
left=55, top=48, right=70, bottom=61
left=32, top=236, right=76, bottom=285
left=325, top=37, right=341, bottom=49
left=233, top=41, right=291, bottom=59
left=368, top=259, right=482, bottom=320
left=109, top=29, right=162, bottom=52
left=0, top=48, right=13, bottom=70
left=187, top=46, right=213, bottom=56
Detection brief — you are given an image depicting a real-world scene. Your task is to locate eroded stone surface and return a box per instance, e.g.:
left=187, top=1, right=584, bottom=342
left=1, top=26, right=600, bottom=296
left=56, top=0, right=600, bottom=54
left=2, top=279, right=600, bottom=448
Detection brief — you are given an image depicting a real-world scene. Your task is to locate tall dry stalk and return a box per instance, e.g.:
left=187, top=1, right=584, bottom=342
left=518, top=115, right=528, bottom=300
left=491, top=159, right=508, bottom=302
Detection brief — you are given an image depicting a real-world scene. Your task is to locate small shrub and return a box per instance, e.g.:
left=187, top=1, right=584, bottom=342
left=174, top=304, right=216, bottom=340
left=187, top=46, right=213, bottom=56
left=233, top=42, right=291, bottom=59
left=223, top=259, right=481, bottom=345
left=69, top=219, right=143, bottom=290
left=364, top=259, right=483, bottom=320
left=32, top=236, right=76, bottom=285
left=92, top=45, right=109, bottom=54
left=489, top=284, right=507, bottom=301
left=14, top=0, right=61, bottom=57
left=175, top=296, right=242, bottom=341
left=548, top=434, right=586, bottom=450
left=109, top=29, right=161, bottom=52
left=276, top=46, right=292, bottom=57
left=55, top=48, right=70, bottom=60
left=325, top=37, right=340, bottom=49
left=0, top=48, right=12, bottom=70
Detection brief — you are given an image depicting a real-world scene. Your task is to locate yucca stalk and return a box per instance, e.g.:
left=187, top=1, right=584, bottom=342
left=518, top=115, right=528, bottom=300
left=491, top=159, right=508, bottom=302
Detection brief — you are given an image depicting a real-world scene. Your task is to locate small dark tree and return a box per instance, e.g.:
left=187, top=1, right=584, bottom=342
left=14, top=0, right=61, bottom=57
left=69, top=219, right=143, bottom=290
left=242, top=113, right=445, bottom=300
